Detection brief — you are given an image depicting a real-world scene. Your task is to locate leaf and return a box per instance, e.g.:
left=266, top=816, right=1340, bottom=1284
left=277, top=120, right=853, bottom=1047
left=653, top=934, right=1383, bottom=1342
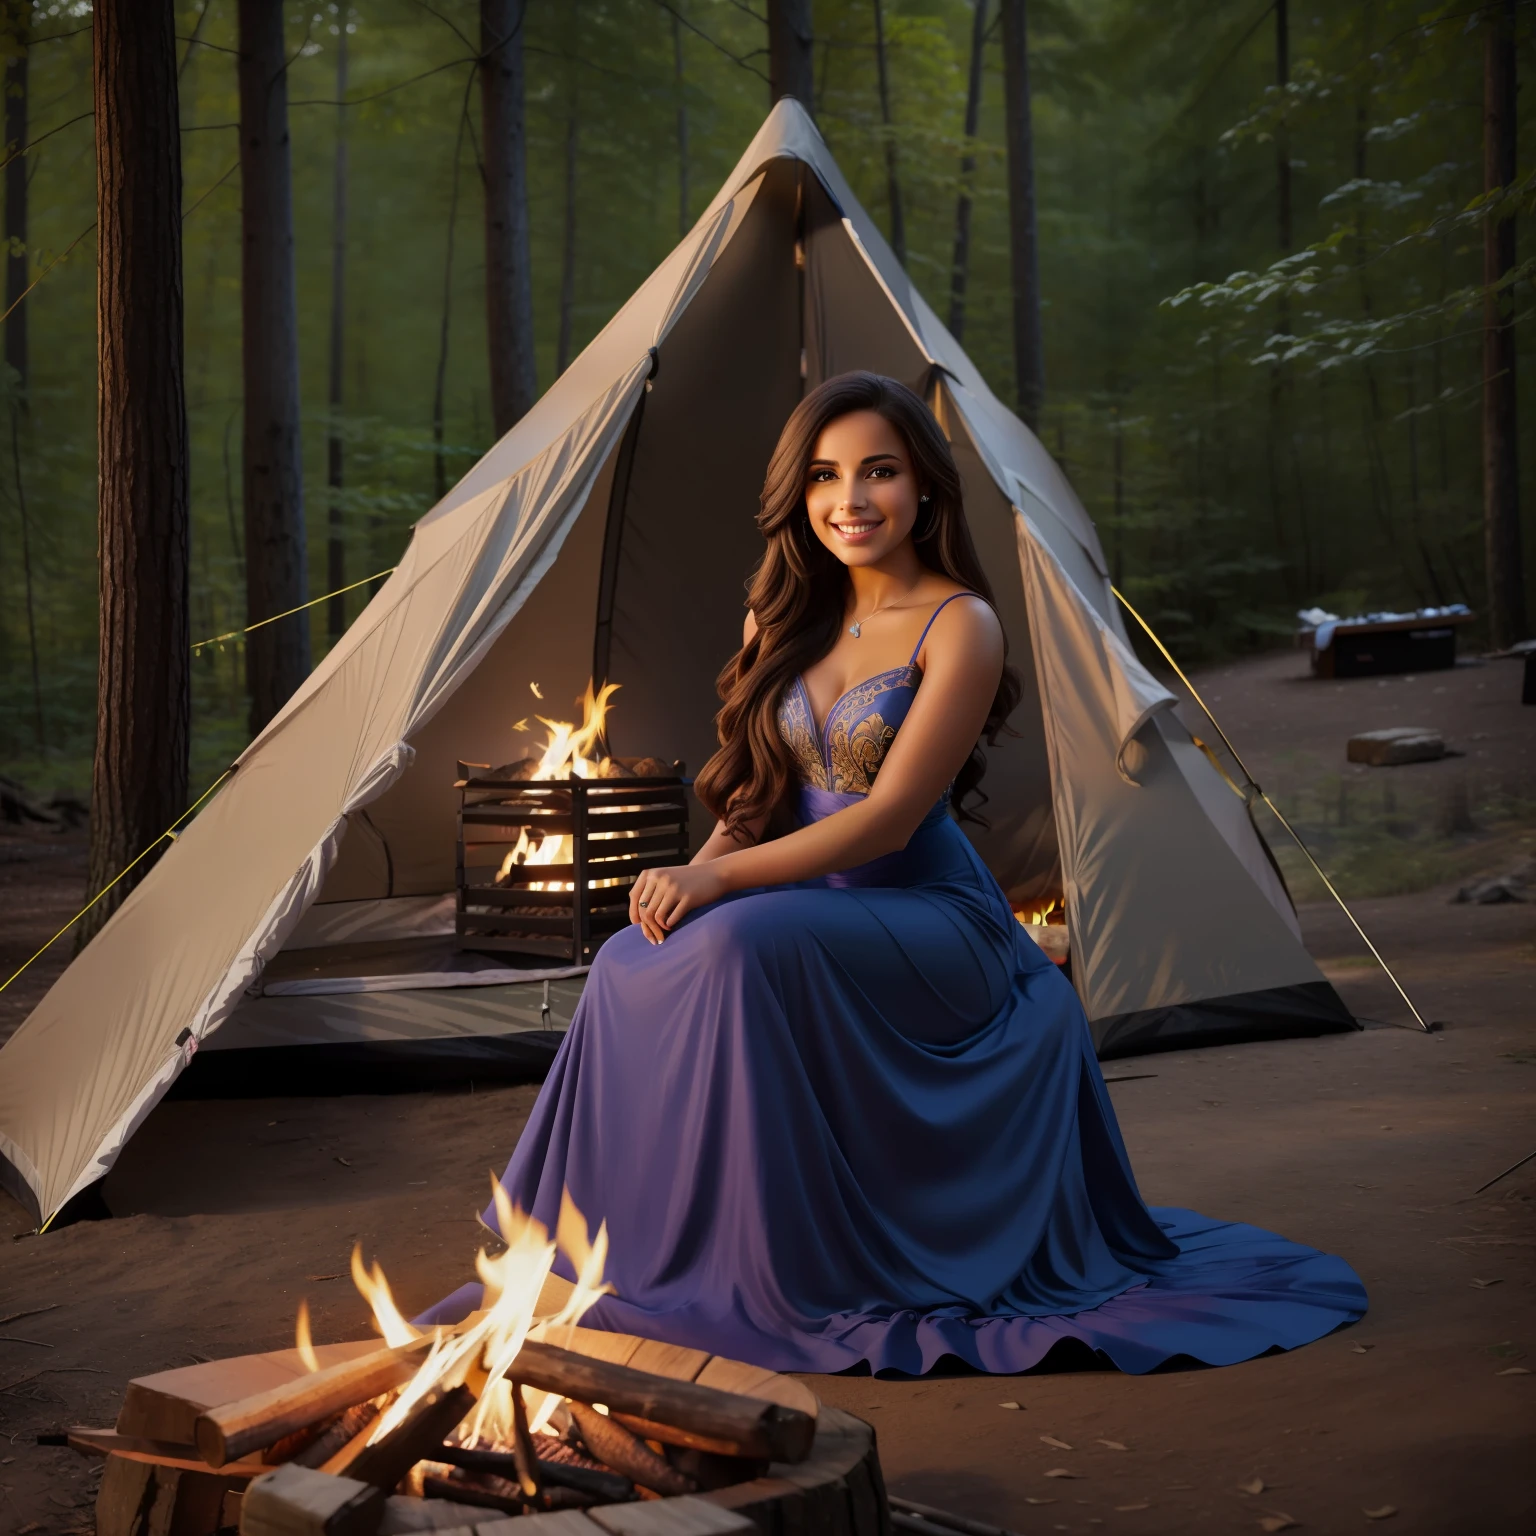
left=1496, top=1366, right=1531, bottom=1375
left=1352, top=1345, right=1373, bottom=1353
left=1470, top=1278, right=1502, bottom=1288
left=998, top=1400, right=1022, bottom=1410
left=1097, top=1439, right=1128, bottom=1451
left=334, top=1156, right=354, bottom=1167
left=306, top=1273, right=342, bottom=1282
left=1363, top=1508, right=1397, bottom=1521
left=1023, top=1498, right=1055, bottom=1506
left=1257, top=1516, right=1298, bottom=1533
left=1240, top=1478, right=1266, bottom=1495
left=1114, top=1505, right=1150, bottom=1513
left=1040, top=1435, right=1073, bottom=1450
left=1043, top=1468, right=1080, bottom=1479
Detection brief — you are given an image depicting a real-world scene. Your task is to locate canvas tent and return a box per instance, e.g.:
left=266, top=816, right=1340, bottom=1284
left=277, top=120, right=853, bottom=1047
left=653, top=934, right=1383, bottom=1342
left=0, top=101, right=1354, bottom=1229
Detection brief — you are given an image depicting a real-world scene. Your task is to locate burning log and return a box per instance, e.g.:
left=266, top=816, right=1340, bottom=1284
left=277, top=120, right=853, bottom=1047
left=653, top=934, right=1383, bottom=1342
left=419, top=1471, right=525, bottom=1515
left=566, top=1402, right=696, bottom=1497
left=197, top=1338, right=433, bottom=1468
left=435, top=1443, right=635, bottom=1504
left=240, top=1463, right=383, bottom=1536
left=342, top=1385, right=476, bottom=1491
left=507, top=1378, right=542, bottom=1500
left=294, top=1404, right=384, bottom=1470
left=514, top=1342, right=814, bottom=1464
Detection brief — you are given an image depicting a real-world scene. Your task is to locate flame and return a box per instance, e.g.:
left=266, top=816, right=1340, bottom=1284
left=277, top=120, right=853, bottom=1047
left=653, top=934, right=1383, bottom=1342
left=350, top=1245, right=421, bottom=1349
left=295, top=1300, right=320, bottom=1373
left=496, top=683, right=623, bottom=894
left=1014, top=898, right=1061, bottom=928
left=337, top=1182, right=611, bottom=1453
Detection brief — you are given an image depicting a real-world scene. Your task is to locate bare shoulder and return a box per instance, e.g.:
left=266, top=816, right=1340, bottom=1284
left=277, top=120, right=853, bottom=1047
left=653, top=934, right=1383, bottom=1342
left=919, top=592, right=1004, bottom=668
left=743, top=609, right=759, bottom=646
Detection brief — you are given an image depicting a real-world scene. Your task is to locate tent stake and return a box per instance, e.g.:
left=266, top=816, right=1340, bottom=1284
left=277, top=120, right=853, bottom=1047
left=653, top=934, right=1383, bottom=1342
left=1111, top=587, right=1432, bottom=1034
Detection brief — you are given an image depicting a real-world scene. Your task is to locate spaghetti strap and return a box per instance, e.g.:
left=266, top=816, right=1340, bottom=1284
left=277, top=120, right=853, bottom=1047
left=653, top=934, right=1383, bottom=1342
left=908, top=592, right=981, bottom=666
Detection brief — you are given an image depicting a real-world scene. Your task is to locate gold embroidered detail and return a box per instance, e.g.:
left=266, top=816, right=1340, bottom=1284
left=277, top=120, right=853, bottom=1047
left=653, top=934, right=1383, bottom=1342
left=828, top=711, right=897, bottom=794
left=777, top=682, right=829, bottom=790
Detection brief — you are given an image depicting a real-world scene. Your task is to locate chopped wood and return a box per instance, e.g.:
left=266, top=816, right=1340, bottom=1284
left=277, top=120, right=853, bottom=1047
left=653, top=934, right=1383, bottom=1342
left=346, top=1387, right=477, bottom=1492
left=435, top=1445, right=634, bottom=1504
left=197, top=1338, right=434, bottom=1467
left=567, top=1404, right=695, bottom=1498
left=378, top=1494, right=502, bottom=1534
left=509, top=1379, right=542, bottom=1499
left=513, top=1341, right=814, bottom=1464
left=295, top=1404, right=384, bottom=1470
left=240, top=1463, right=384, bottom=1536
left=420, top=1473, right=523, bottom=1515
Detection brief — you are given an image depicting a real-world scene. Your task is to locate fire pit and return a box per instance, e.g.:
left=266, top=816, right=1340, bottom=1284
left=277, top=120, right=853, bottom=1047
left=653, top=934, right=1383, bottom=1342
left=65, top=1189, right=888, bottom=1536
left=455, top=682, right=689, bottom=966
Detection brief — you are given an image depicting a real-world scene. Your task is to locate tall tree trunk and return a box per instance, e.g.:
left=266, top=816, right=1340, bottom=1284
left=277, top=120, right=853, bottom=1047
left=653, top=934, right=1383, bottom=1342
left=672, top=8, right=689, bottom=238
left=870, top=0, right=904, bottom=266
left=948, top=0, right=987, bottom=339
left=432, top=84, right=471, bottom=503
left=1000, top=0, right=1042, bottom=430
left=556, top=6, right=579, bottom=377
left=481, top=0, right=536, bottom=437
left=326, top=21, right=348, bottom=643
left=768, top=0, right=814, bottom=111
left=1482, top=0, right=1525, bottom=647
left=83, top=0, right=189, bottom=945
left=1275, top=0, right=1291, bottom=255
left=239, top=0, right=308, bottom=736
left=4, top=0, right=26, bottom=391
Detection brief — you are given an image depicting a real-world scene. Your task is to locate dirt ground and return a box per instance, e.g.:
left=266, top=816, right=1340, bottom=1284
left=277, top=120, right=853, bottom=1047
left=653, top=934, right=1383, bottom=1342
left=0, top=648, right=1531, bottom=1536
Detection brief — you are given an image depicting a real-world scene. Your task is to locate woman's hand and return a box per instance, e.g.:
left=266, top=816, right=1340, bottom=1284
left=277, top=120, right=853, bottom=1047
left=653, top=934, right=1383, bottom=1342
left=630, top=863, right=729, bottom=944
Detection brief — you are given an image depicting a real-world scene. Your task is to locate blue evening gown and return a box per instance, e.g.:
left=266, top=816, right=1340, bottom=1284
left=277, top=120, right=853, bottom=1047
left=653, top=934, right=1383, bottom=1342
left=421, top=600, right=1367, bottom=1374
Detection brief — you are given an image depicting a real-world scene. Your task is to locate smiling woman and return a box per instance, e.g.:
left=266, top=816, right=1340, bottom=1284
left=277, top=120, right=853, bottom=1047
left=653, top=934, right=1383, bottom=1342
left=421, top=372, right=1368, bottom=1379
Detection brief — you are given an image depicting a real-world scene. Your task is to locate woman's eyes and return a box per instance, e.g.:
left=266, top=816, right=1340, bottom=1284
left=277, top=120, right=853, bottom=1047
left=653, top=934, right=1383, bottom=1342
left=807, top=466, right=899, bottom=484
left=867, top=465, right=896, bottom=479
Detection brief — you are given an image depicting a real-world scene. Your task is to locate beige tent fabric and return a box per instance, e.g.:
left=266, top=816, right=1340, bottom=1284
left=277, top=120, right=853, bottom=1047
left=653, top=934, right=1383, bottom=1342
left=0, top=101, right=1338, bottom=1227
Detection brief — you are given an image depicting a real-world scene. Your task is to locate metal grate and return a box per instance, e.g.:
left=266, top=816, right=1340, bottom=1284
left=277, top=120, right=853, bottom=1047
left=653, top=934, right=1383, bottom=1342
left=455, top=766, right=690, bottom=965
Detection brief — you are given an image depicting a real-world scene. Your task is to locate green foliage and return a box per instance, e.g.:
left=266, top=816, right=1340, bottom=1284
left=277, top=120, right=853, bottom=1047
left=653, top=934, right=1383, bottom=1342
left=0, top=0, right=1531, bottom=791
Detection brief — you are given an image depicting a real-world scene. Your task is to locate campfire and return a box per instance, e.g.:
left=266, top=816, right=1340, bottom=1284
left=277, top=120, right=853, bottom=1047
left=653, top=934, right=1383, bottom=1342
left=1013, top=899, right=1069, bottom=966
left=456, top=682, right=690, bottom=965
left=64, top=1184, right=894, bottom=1536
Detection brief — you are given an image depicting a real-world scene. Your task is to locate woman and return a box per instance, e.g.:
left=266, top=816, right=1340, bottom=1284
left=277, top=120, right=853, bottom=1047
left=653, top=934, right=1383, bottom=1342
left=427, top=372, right=1365, bottom=1376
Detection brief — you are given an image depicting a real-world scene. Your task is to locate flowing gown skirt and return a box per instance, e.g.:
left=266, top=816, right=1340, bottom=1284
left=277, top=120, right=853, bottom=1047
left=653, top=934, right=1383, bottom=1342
left=421, top=789, right=1366, bottom=1375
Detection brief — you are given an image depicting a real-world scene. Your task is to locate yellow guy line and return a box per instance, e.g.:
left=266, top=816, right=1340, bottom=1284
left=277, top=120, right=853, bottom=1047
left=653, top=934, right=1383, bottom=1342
left=191, top=567, right=396, bottom=655
left=1111, top=585, right=1431, bottom=1034
left=0, top=770, right=233, bottom=998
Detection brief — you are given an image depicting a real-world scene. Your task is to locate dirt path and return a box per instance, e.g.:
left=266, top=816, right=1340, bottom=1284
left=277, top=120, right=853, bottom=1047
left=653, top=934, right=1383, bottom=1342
left=0, top=649, right=1530, bottom=1535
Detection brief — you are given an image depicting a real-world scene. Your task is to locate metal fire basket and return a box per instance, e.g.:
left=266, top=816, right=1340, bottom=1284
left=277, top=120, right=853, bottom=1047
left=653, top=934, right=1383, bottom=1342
left=455, top=765, right=690, bottom=965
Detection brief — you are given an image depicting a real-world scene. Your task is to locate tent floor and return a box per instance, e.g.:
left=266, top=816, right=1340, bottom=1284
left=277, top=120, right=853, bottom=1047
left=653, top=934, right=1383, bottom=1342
left=174, top=975, right=587, bottom=1097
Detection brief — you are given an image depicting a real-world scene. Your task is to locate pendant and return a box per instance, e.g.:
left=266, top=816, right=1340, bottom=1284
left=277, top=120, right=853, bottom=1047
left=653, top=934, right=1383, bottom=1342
left=848, top=622, right=862, bottom=638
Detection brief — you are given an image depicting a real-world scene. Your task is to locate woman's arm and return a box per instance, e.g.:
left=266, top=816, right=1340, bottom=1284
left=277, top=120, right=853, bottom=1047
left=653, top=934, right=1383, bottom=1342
left=631, top=597, right=1003, bottom=941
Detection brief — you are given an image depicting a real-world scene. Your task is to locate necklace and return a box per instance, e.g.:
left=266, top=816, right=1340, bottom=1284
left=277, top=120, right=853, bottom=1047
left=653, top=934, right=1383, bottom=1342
left=847, top=586, right=920, bottom=639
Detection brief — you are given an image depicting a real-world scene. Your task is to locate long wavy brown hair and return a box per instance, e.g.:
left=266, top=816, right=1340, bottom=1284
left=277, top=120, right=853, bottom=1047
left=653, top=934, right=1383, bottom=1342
left=694, top=372, right=1021, bottom=839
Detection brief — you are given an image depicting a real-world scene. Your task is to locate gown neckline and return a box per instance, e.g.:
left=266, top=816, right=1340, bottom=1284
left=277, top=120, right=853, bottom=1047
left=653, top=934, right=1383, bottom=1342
left=796, top=665, right=920, bottom=744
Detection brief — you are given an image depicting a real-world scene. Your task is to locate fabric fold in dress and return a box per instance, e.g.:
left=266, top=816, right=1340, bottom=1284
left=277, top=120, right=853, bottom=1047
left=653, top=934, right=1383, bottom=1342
left=420, top=650, right=1366, bottom=1375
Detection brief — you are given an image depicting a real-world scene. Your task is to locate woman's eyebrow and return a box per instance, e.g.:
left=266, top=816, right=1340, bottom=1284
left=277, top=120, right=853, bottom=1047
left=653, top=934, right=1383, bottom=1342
left=807, top=457, right=839, bottom=469
left=860, top=453, right=901, bottom=465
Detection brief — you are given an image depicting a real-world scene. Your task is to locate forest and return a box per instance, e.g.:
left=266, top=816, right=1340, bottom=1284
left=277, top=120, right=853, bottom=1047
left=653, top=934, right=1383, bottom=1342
left=0, top=0, right=1531, bottom=805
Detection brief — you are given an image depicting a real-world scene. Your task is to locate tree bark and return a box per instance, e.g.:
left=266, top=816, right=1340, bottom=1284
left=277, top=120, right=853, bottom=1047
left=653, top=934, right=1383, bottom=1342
left=4, top=0, right=27, bottom=390
left=239, top=0, right=309, bottom=735
left=481, top=0, right=537, bottom=437
left=556, top=5, right=579, bottom=377
left=1000, top=0, right=1043, bottom=430
left=871, top=0, right=904, bottom=267
left=84, top=0, right=189, bottom=945
left=326, top=21, right=348, bottom=643
left=672, top=7, right=689, bottom=238
left=432, top=84, right=470, bottom=503
left=1275, top=0, right=1291, bottom=254
left=948, top=0, right=988, bottom=339
left=768, top=0, right=814, bottom=112
left=1482, top=0, right=1525, bottom=648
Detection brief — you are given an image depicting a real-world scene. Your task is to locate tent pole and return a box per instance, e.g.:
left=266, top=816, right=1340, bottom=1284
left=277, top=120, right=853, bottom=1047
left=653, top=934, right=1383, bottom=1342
left=1112, top=586, right=1433, bottom=1035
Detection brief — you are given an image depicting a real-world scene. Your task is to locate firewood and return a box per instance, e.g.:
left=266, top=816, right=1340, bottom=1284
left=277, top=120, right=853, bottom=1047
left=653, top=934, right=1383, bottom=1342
left=198, top=1338, right=434, bottom=1467
left=294, top=1403, right=383, bottom=1470
left=345, top=1386, right=477, bottom=1492
left=239, top=1463, right=385, bottom=1536
left=377, top=1494, right=505, bottom=1534
left=511, top=1342, right=814, bottom=1464
left=435, top=1445, right=633, bottom=1505
left=565, top=1404, right=695, bottom=1498
left=420, top=1473, right=523, bottom=1515
left=508, top=1381, right=542, bottom=1500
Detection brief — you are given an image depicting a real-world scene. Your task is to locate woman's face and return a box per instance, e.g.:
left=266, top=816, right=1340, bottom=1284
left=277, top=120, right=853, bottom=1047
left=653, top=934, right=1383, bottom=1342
left=804, top=409, right=922, bottom=569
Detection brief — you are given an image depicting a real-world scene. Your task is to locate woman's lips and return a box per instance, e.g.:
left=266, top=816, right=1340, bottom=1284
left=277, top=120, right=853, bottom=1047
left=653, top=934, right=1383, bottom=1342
left=832, top=519, right=881, bottom=542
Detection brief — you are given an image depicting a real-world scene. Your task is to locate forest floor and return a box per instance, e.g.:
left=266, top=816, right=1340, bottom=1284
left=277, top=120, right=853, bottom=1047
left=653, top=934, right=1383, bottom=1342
left=0, top=647, right=1532, bottom=1536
